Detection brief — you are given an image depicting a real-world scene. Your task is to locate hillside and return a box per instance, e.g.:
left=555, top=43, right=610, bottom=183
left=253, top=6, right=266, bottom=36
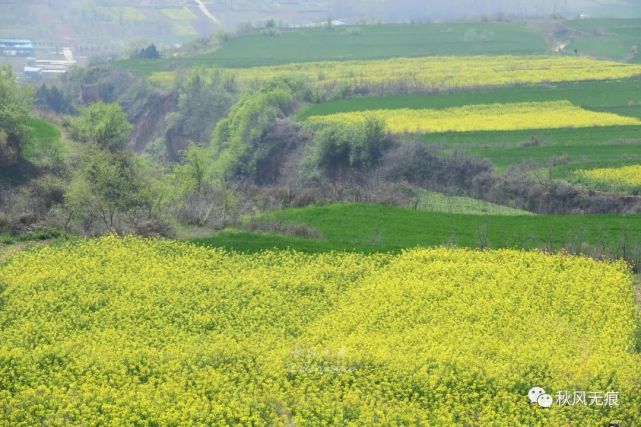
left=0, top=1, right=639, bottom=58
left=118, top=21, right=550, bottom=73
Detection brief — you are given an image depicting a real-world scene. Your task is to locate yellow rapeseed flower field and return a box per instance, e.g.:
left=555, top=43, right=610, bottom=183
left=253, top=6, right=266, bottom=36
left=150, top=55, right=641, bottom=91
left=575, top=165, right=641, bottom=193
left=306, top=101, right=641, bottom=133
left=0, top=236, right=639, bottom=425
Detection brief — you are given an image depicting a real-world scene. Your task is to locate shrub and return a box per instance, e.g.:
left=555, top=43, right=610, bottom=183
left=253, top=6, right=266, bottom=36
left=303, top=117, right=389, bottom=180
left=210, top=78, right=304, bottom=181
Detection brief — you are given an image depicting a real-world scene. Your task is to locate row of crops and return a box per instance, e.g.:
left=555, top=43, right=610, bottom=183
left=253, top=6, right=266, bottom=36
left=150, top=55, right=641, bottom=91
left=306, top=101, right=641, bottom=133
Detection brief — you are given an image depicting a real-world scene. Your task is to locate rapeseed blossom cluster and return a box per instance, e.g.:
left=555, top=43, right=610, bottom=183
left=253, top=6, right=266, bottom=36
left=0, top=236, right=639, bottom=425
left=306, top=101, right=640, bottom=134
left=575, top=164, right=641, bottom=194
left=151, top=55, right=641, bottom=91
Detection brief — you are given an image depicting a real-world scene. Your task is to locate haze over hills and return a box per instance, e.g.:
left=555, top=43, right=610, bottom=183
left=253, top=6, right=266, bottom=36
left=0, top=0, right=639, bottom=55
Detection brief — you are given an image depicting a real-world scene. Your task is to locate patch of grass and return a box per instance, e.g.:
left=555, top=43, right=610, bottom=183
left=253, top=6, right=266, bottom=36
left=300, top=77, right=641, bottom=118
left=191, top=229, right=343, bottom=253
left=417, top=191, right=533, bottom=215
left=0, top=234, right=14, bottom=245
left=22, top=117, right=63, bottom=162
left=0, top=231, right=73, bottom=265
left=427, top=126, right=641, bottom=171
left=116, top=22, right=549, bottom=75
left=192, top=204, right=641, bottom=255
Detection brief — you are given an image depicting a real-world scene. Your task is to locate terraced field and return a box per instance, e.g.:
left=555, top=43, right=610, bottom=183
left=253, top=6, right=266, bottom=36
left=306, top=101, right=640, bottom=133
left=300, top=77, right=641, bottom=118
left=149, top=55, right=641, bottom=92
left=7, top=13, right=641, bottom=426
left=301, top=77, right=641, bottom=172
left=119, top=21, right=549, bottom=75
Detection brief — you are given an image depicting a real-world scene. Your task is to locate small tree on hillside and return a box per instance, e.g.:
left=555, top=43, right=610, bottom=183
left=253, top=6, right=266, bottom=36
left=0, top=66, right=31, bottom=167
left=65, top=102, right=161, bottom=233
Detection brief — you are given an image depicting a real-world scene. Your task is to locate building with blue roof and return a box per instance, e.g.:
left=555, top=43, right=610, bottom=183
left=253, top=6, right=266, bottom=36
left=0, top=39, right=34, bottom=56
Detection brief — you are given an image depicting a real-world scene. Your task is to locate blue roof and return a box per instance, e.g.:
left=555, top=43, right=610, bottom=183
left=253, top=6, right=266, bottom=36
left=0, top=39, right=32, bottom=44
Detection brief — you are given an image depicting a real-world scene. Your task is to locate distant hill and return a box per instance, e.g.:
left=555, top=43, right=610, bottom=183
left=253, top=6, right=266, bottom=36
left=0, top=0, right=638, bottom=59
left=0, top=1, right=220, bottom=56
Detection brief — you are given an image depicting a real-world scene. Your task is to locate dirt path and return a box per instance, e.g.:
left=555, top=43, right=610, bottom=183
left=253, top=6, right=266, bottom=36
left=193, top=0, right=219, bottom=25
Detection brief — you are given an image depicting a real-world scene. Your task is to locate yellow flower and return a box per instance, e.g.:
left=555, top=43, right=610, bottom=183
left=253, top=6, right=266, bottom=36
left=0, top=237, right=639, bottom=425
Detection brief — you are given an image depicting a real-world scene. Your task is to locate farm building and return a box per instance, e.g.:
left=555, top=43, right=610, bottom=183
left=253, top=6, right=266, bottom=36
left=0, top=39, right=34, bottom=56
left=23, top=57, right=76, bottom=80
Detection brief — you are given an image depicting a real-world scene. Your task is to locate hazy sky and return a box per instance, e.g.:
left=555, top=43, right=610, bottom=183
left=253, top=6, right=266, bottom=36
left=328, top=0, right=640, bottom=22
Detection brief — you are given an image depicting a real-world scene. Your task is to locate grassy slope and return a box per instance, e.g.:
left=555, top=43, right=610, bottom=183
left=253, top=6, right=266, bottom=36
left=564, top=19, right=641, bottom=62
left=300, top=78, right=641, bottom=171
left=0, top=1, right=203, bottom=49
left=21, top=117, right=63, bottom=162
left=417, top=191, right=533, bottom=215
left=117, top=22, right=549, bottom=75
left=446, top=126, right=641, bottom=171
left=192, top=204, right=641, bottom=253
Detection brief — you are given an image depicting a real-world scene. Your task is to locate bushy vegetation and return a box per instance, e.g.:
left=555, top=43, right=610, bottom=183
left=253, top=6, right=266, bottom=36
left=64, top=102, right=167, bottom=234
left=210, top=78, right=302, bottom=181
left=129, top=43, right=160, bottom=60
left=35, top=84, right=74, bottom=115
left=302, top=117, right=389, bottom=179
left=0, top=67, right=31, bottom=168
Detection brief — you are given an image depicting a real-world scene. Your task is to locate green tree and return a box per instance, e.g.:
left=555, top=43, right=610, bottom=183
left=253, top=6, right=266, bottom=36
left=169, top=69, right=236, bottom=148
left=68, top=101, right=132, bottom=152
left=210, top=78, right=301, bottom=181
left=173, top=145, right=210, bottom=195
left=65, top=102, right=152, bottom=232
left=303, top=117, right=388, bottom=180
left=0, top=66, right=31, bottom=167
left=66, top=148, right=142, bottom=230
left=36, top=83, right=73, bottom=114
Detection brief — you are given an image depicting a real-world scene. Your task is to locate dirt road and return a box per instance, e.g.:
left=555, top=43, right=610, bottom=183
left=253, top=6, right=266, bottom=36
left=193, top=0, right=219, bottom=25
